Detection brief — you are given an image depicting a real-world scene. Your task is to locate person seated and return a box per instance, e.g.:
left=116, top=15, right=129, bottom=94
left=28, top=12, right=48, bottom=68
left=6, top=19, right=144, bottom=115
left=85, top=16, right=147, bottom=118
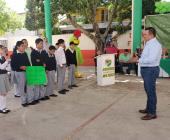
left=162, top=48, right=169, bottom=59
left=104, top=40, right=120, bottom=73
left=118, top=49, right=135, bottom=74
left=104, top=41, right=118, bottom=54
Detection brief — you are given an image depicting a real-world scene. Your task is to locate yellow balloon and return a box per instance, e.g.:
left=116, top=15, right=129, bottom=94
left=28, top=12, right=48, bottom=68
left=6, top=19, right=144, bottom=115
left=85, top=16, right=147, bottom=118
left=73, top=39, right=79, bottom=45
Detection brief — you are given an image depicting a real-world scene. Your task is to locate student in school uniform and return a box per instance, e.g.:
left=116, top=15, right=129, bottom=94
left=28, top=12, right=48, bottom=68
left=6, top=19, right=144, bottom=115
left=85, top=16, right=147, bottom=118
left=11, top=41, right=31, bottom=107
left=11, top=43, right=20, bottom=98
left=54, top=42, right=59, bottom=83
left=0, top=46, right=11, bottom=114
left=22, top=39, right=32, bottom=63
left=31, top=38, right=48, bottom=101
left=55, top=42, right=59, bottom=50
left=55, top=39, right=69, bottom=95
left=45, top=45, right=58, bottom=97
left=22, top=39, right=36, bottom=105
left=65, top=42, right=78, bottom=89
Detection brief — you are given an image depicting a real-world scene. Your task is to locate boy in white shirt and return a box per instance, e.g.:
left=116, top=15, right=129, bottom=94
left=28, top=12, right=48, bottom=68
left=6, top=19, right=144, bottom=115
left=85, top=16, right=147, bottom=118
left=55, top=39, right=69, bottom=94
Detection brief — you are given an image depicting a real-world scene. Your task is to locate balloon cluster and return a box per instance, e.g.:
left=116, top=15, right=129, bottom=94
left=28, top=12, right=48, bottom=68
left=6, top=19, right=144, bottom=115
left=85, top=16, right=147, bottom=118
left=73, top=30, right=81, bottom=38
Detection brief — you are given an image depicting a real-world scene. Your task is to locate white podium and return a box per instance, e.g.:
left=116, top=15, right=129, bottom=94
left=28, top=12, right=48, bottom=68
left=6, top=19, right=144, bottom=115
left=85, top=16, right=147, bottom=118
left=97, top=54, right=115, bottom=86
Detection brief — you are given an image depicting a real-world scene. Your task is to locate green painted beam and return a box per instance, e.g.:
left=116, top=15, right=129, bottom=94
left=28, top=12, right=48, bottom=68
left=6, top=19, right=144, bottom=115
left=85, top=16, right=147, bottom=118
left=44, top=0, right=52, bottom=44
left=132, top=0, right=142, bottom=53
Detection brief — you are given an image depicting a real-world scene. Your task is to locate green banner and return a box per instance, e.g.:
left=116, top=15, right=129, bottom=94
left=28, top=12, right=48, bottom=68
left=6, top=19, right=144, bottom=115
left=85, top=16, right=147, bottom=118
left=160, top=59, right=170, bottom=75
left=145, top=14, right=170, bottom=54
left=26, top=66, right=47, bottom=86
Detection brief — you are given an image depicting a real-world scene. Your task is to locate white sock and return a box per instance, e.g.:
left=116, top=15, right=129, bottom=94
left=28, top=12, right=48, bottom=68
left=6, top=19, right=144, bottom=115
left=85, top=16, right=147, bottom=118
left=0, top=96, right=4, bottom=110
left=2, top=96, right=6, bottom=109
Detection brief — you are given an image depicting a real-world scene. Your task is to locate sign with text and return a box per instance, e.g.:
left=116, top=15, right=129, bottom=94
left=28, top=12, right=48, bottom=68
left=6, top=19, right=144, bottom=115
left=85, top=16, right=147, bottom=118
left=97, top=54, right=115, bottom=86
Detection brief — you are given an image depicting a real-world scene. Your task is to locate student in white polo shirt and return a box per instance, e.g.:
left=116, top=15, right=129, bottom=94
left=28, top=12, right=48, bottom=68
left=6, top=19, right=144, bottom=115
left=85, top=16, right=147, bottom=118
left=55, top=39, right=69, bottom=95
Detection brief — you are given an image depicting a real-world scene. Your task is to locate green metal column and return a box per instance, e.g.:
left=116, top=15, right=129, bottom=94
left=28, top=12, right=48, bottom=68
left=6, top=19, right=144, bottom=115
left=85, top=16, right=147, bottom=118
left=132, top=0, right=142, bottom=53
left=44, top=0, right=52, bottom=44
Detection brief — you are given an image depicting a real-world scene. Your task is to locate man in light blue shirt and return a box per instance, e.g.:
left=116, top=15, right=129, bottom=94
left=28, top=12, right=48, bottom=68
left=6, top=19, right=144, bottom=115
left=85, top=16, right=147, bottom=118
left=139, top=38, right=162, bottom=67
left=138, top=27, right=162, bottom=120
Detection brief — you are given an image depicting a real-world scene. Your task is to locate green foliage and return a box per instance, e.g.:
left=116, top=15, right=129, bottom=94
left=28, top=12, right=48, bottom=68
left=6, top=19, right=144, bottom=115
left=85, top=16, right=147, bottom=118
left=25, top=0, right=58, bottom=31
left=155, top=2, right=170, bottom=14
left=0, top=0, right=22, bottom=35
left=24, top=0, right=161, bottom=30
left=52, top=27, right=62, bottom=35
left=142, top=0, right=161, bottom=17
left=57, top=0, right=131, bottom=26
left=114, top=24, right=131, bottom=34
left=25, top=0, right=44, bottom=30
left=25, top=0, right=132, bottom=31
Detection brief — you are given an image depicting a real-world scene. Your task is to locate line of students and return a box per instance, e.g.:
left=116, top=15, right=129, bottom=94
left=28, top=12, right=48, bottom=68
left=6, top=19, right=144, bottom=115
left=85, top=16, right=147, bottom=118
left=0, top=38, right=78, bottom=113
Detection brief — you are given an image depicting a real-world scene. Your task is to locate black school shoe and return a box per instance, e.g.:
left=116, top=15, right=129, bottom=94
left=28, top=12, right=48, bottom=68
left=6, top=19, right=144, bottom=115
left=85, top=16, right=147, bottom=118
left=14, top=95, right=20, bottom=98
left=34, top=100, right=40, bottom=104
left=63, top=89, right=69, bottom=92
left=72, top=85, right=78, bottom=87
left=40, top=96, right=50, bottom=101
left=22, top=103, right=28, bottom=107
left=58, top=90, right=66, bottom=94
left=28, top=101, right=37, bottom=105
left=68, top=85, right=73, bottom=89
left=49, top=94, right=58, bottom=97
left=0, top=108, right=10, bottom=114
left=45, top=96, right=50, bottom=100
left=4, top=108, right=11, bottom=113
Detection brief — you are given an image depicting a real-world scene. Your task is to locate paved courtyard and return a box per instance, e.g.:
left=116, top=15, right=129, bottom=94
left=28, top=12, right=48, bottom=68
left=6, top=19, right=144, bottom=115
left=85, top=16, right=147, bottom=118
left=0, top=67, right=170, bottom=140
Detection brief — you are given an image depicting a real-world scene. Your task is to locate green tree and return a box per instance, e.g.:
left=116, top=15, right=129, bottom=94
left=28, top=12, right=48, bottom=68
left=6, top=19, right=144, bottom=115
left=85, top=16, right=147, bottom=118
left=0, top=0, right=22, bottom=35
left=57, top=0, right=161, bottom=51
left=25, top=0, right=44, bottom=31
left=56, top=0, right=132, bottom=51
left=142, top=0, right=161, bottom=17
left=25, top=0, right=58, bottom=31
left=155, top=2, right=170, bottom=14
left=25, top=0, right=132, bottom=51
left=25, top=0, right=161, bottom=51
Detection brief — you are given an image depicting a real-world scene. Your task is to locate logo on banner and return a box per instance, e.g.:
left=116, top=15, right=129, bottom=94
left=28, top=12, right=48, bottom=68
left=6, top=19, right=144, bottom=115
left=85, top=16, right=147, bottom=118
left=105, top=59, right=112, bottom=67
left=103, top=58, right=115, bottom=78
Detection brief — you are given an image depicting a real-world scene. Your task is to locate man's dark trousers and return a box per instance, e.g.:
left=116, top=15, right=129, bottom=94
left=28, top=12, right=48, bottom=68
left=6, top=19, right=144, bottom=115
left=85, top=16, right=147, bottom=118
left=141, top=66, right=160, bottom=115
left=119, top=63, right=133, bottom=74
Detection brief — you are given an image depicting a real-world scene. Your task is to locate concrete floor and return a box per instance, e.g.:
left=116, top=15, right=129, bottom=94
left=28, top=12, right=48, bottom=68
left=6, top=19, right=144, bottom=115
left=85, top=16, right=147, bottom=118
left=0, top=67, right=170, bottom=140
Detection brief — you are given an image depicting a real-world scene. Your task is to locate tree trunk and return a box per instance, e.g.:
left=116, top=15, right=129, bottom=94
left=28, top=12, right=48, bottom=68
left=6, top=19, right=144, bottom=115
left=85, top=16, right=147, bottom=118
left=67, top=14, right=106, bottom=53
left=93, top=36, right=105, bottom=53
